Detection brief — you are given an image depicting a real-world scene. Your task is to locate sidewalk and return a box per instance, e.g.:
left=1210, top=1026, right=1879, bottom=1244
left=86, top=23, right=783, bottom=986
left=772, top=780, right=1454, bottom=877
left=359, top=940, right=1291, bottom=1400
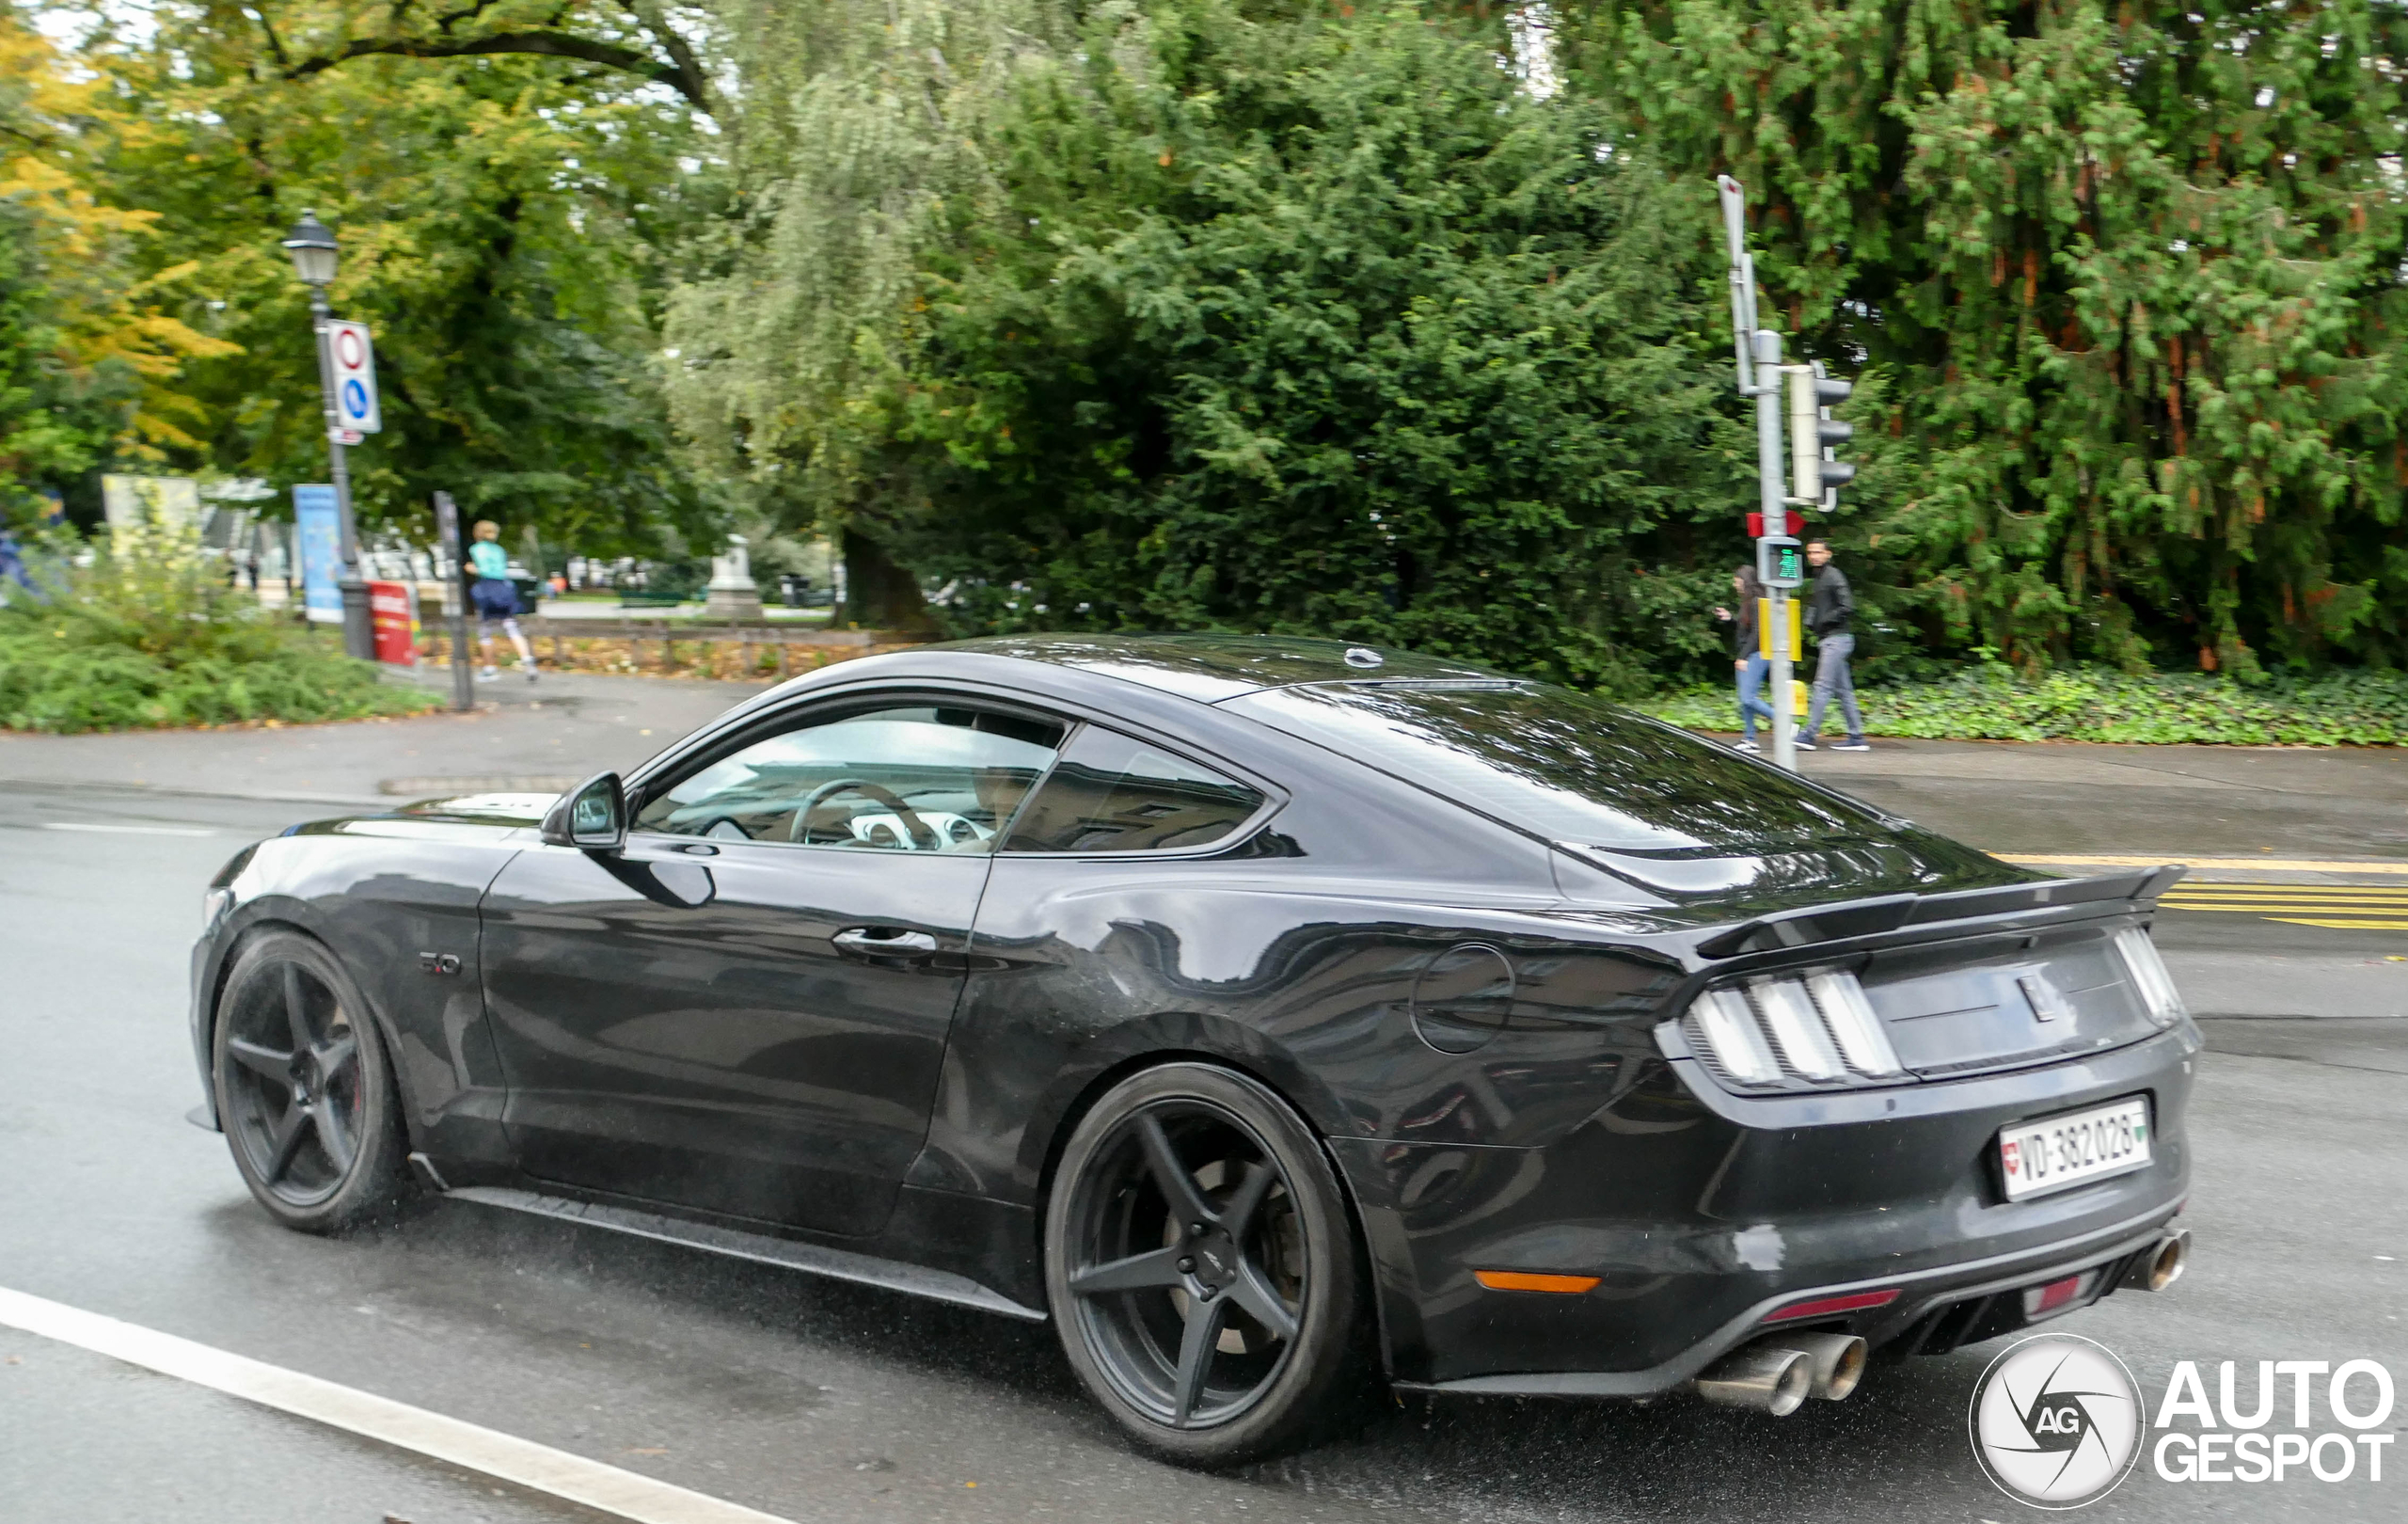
left=0, top=669, right=774, bottom=806
left=1780, top=736, right=2408, bottom=867
left=4, top=679, right=2400, bottom=862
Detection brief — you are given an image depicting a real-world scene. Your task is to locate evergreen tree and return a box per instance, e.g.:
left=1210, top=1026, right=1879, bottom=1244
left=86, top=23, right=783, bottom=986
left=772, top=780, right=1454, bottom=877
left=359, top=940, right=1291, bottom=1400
left=1568, top=0, right=2408, bottom=675
left=675, top=1, right=1748, bottom=680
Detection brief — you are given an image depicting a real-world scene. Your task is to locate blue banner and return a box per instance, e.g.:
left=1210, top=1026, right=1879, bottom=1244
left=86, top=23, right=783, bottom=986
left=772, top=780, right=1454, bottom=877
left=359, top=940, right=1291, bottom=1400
left=293, top=484, right=342, bottom=625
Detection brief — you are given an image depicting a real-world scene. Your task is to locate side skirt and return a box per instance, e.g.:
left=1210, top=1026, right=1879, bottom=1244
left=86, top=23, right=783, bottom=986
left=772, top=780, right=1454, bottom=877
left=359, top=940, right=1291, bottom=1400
left=444, top=1185, right=1048, bottom=1324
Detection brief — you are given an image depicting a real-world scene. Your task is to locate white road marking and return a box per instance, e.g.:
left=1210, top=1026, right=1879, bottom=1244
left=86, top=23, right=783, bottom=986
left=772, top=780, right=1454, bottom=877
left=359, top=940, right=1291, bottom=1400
left=40, top=821, right=219, bottom=837
left=0, top=1286, right=798, bottom=1524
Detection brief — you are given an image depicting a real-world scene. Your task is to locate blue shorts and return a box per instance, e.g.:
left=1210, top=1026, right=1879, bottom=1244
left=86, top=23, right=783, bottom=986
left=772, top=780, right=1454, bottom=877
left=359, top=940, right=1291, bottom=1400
left=471, top=578, right=520, bottom=622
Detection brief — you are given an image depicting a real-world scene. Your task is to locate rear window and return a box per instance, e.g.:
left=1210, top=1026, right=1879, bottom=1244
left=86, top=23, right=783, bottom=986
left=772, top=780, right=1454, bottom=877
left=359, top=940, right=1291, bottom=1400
left=1221, top=682, right=1890, bottom=853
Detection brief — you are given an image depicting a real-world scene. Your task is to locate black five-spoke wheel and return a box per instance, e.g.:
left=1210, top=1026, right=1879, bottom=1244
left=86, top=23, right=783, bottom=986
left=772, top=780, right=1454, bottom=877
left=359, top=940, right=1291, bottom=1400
left=214, top=930, right=407, bottom=1231
left=1046, top=1063, right=1367, bottom=1465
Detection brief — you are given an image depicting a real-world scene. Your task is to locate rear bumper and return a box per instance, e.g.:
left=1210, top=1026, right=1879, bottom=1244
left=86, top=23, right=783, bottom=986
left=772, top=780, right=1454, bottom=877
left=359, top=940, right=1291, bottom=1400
left=1395, top=1207, right=2180, bottom=1397
left=1337, top=1023, right=2198, bottom=1391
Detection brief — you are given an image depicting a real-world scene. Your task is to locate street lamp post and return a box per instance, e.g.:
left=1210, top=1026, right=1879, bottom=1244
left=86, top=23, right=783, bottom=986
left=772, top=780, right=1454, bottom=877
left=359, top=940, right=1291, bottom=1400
left=281, top=211, right=373, bottom=660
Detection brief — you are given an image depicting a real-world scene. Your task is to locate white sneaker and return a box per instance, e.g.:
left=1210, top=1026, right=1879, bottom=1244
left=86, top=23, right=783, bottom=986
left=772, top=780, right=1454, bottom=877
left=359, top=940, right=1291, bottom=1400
left=1792, top=738, right=1818, bottom=751
left=1830, top=739, right=1872, bottom=752
left=1732, top=738, right=1761, bottom=754
left=522, top=662, right=538, bottom=682
left=478, top=665, right=499, bottom=682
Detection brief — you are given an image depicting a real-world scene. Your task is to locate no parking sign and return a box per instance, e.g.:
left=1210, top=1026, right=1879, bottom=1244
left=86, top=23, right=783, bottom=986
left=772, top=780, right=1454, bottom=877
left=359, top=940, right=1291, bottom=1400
left=325, top=319, right=381, bottom=437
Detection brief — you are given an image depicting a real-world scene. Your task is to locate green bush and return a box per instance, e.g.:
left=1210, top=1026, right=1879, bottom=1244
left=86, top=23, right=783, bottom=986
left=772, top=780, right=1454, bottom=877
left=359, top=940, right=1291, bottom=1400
left=1637, top=663, right=2408, bottom=747
left=0, top=522, right=440, bottom=734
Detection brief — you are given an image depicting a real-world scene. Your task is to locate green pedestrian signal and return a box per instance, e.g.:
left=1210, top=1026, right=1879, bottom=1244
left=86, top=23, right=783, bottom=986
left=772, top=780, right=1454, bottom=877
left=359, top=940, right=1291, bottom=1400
left=1758, top=535, right=1804, bottom=589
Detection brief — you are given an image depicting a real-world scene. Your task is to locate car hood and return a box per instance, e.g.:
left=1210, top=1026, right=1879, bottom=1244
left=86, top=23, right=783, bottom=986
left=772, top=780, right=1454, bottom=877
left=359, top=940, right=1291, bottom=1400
left=283, top=791, right=560, bottom=838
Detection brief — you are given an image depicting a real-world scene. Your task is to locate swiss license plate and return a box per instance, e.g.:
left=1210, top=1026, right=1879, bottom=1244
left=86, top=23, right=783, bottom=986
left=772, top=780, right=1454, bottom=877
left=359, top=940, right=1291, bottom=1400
left=1998, top=1096, right=2153, bottom=1201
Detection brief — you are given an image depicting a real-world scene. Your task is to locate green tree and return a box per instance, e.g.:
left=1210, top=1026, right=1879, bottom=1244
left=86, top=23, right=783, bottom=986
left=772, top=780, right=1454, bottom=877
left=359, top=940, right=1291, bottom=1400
left=56, top=0, right=726, bottom=553
left=917, top=2, right=1746, bottom=685
left=1569, top=0, right=2408, bottom=676
left=665, top=0, right=1055, bottom=626
left=674, top=1, right=1748, bottom=675
left=0, top=7, right=237, bottom=520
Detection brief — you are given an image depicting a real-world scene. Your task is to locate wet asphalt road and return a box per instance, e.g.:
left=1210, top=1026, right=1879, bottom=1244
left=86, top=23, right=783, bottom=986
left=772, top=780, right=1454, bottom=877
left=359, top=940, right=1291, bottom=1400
left=1, top=782, right=2401, bottom=1524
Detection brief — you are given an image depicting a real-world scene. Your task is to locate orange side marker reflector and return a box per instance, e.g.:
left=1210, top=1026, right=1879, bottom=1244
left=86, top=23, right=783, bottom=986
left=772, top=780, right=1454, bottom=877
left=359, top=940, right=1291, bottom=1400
left=1473, top=1270, right=1601, bottom=1294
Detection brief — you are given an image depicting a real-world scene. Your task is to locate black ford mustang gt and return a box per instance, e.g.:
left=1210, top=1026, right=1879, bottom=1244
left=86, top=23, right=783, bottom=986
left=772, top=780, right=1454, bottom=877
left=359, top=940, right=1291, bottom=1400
left=189, top=634, right=2197, bottom=1463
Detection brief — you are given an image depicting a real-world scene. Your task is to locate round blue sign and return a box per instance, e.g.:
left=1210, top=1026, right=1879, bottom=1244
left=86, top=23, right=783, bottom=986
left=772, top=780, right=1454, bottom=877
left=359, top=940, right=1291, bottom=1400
left=341, top=377, right=370, bottom=419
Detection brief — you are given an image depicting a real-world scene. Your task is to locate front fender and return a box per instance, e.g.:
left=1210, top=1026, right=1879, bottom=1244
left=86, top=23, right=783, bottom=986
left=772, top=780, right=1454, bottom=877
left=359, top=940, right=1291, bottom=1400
left=186, top=823, right=525, bottom=1164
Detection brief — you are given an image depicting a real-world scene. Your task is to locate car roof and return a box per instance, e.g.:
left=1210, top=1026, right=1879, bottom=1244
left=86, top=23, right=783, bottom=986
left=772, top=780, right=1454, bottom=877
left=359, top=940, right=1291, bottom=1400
left=922, top=633, right=1511, bottom=703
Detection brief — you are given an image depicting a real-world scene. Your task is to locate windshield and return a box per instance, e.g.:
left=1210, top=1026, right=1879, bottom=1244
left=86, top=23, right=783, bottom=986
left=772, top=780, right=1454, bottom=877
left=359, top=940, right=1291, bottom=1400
left=1222, top=682, right=1893, bottom=853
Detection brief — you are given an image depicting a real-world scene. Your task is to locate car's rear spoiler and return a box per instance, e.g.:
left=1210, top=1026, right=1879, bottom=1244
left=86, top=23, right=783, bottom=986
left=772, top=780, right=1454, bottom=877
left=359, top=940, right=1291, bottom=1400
left=1695, top=865, right=2188, bottom=959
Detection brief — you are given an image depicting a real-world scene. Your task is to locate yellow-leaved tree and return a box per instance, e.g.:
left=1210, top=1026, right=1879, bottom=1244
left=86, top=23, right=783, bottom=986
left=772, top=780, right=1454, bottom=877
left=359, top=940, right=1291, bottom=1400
left=0, top=8, right=238, bottom=508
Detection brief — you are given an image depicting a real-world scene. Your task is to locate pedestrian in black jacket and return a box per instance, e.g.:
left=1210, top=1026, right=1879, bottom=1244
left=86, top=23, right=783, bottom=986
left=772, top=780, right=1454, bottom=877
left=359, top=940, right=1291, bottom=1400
left=1796, top=539, right=1869, bottom=751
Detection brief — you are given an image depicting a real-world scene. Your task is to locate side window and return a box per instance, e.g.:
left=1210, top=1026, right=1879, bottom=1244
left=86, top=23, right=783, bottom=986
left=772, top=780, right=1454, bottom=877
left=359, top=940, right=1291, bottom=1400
left=633, top=705, right=1064, bottom=851
left=1003, top=728, right=1265, bottom=854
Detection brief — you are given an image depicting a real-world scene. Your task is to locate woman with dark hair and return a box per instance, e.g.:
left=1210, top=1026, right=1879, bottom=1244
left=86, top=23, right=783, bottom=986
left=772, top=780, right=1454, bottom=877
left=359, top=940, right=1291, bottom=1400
left=1718, top=564, right=1776, bottom=752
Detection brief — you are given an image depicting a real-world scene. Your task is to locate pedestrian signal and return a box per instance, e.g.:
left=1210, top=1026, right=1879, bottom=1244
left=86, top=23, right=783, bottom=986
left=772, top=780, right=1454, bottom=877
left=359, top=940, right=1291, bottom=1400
left=1758, top=535, right=1805, bottom=589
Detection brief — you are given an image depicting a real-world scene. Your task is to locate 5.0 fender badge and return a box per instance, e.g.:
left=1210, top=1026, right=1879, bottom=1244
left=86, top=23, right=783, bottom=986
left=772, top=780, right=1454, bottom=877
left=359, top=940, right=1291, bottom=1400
left=418, top=951, right=462, bottom=976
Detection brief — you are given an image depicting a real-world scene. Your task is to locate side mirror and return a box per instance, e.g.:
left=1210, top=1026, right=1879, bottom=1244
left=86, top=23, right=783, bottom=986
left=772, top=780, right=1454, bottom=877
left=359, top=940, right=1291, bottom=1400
left=541, top=771, right=626, bottom=851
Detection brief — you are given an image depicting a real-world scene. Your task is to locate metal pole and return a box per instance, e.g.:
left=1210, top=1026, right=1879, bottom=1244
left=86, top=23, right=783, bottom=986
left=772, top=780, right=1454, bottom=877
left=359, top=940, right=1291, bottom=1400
left=432, top=491, right=475, bottom=712
left=1719, top=176, right=1800, bottom=774
left=309, top=287, right=374, bottom=659
left=1754, top=332, right=1797, bottom=772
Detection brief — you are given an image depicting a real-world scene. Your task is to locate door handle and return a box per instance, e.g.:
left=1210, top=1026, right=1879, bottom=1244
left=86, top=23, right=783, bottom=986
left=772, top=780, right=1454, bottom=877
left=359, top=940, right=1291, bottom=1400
left=833, top=927, right=939, bottom=956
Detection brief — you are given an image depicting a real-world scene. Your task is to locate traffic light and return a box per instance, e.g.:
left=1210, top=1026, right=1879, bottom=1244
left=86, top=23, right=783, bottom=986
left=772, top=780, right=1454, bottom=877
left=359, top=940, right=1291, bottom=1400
left=1787, top=365, right=1856, bottom=505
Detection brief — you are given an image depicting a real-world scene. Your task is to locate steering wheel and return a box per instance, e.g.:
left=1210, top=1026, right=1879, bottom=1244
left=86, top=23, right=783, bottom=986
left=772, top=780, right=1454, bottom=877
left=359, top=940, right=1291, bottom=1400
left=785, top=778, right=941, bottom=849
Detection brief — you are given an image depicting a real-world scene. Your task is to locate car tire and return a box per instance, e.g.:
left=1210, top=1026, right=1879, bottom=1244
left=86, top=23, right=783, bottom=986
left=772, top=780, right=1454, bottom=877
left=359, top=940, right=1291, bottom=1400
left=212, top=929, right=411, bottom=1233
left=1044, top=1062, right=1370, bottom=1467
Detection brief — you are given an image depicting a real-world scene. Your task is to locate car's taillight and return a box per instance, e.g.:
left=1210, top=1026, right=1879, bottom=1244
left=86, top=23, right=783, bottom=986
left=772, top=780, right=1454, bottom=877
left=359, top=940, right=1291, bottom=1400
left=1689, top=988, right=1780, bottom=1085
left=2114, top=927, right=2186, bottom=1027
left=1677, top=970, right=1906, bottom=1090
left=1803, top=969, right=1903, bottom=1077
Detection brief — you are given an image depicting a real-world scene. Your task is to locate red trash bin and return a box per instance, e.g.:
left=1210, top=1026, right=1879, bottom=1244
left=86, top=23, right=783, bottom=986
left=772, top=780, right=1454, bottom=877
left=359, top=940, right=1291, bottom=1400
left=368, top=579, right=419, bottom=666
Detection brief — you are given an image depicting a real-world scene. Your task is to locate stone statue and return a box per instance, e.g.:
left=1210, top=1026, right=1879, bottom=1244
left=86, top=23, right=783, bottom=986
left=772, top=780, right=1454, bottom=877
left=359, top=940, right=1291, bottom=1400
left=704, top=533, right=764, bottom=620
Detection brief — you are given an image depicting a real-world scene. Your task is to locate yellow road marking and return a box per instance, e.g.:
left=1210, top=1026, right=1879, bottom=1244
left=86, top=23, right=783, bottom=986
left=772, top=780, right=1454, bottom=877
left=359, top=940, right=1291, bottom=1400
left=2163, top=881, right=2408, bottom=892
left=2162, top=896, right=2408, bottom=905
left=2269, top=917, right=2408, bottom=931
left=2164, top=908, right=2408, bottom=916
left=1998, top=853, right=2408, bottom=875
left=2151, top=881, right=2408, bottom=932
left=2157, top=890, right=2408, bottom=905
left=2162, top=879, right=2408, bottom=887
left=2164, top=906, right=2408, bottom=913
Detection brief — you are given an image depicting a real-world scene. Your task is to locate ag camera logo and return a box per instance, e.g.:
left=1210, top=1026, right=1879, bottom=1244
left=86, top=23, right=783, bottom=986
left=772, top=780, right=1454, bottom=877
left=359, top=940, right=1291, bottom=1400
left=1969, top=1334, right=2146, bottom=1508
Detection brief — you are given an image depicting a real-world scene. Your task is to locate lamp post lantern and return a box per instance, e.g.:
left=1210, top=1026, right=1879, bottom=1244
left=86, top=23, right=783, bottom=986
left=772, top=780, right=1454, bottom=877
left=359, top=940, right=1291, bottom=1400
left=282, top=210, right=373, bottom=659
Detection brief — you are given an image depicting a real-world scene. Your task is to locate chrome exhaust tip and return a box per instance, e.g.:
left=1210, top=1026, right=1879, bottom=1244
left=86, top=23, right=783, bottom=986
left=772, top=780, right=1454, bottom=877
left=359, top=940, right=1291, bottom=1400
left=1756, top=1331, right=1869, bottom=1401
left=2120, top=1229, right=2190, bottom=1293
left=1692, top=1342, right=1813, bottom=1416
